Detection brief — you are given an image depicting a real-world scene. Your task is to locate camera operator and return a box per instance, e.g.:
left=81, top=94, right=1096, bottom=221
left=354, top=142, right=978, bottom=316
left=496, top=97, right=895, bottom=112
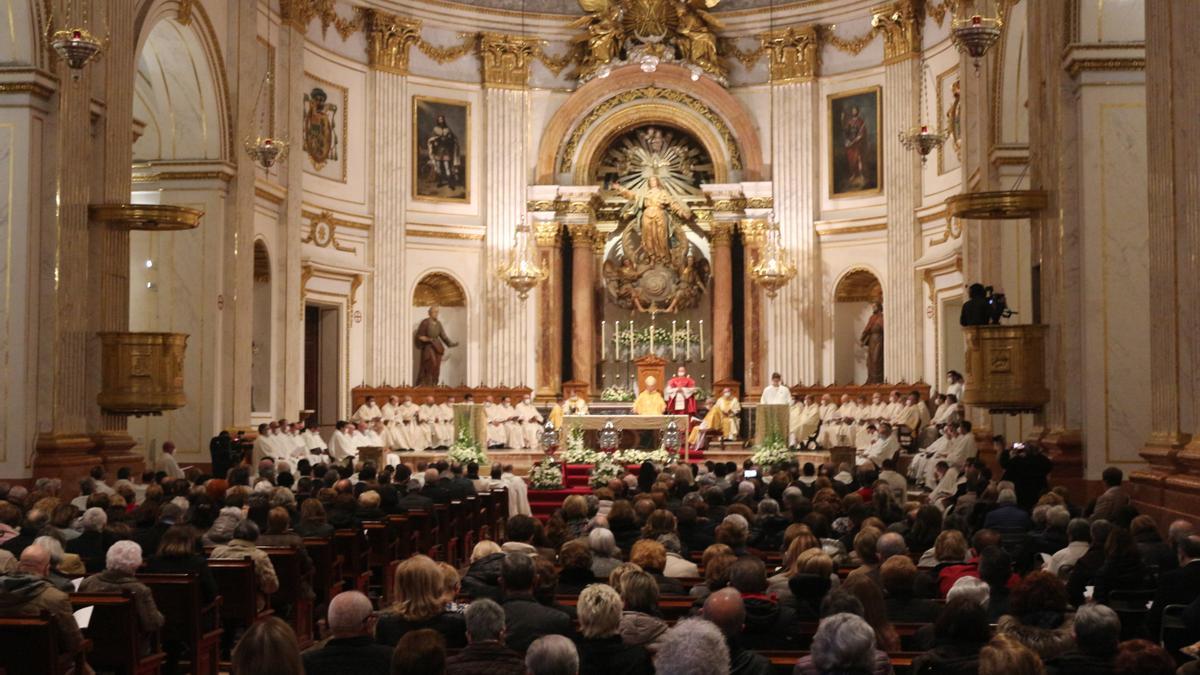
left=960, top=283, right=991, bottom=326
left=999, top=441, right=1052, bottom=511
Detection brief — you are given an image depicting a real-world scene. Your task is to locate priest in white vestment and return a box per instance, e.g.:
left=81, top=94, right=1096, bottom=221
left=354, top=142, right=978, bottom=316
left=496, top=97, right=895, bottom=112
left=563, top=393, right=589, bottom=415
left=947, top=421, right=978, bottom=468
left=497, top=396, right=525, bottom=449
left=417, top=397, right=443, bottom=448
left=352, top=396, right=383, bottom=423
left=945, top=370, right=965, bottom=401
left=155, top=441, right=186, bottom=479
left=328, top=421, right=357, bottom=460
left=912, top=425, right=955, bottom=486
left=501, top=466, right=531, bottom=516
left=399, top=396, right=430, bottom=450
left=882, top=391, right=904, bottom=424
left=251, top=423, right=273, bottom=468
left=894, top=396, right=923, bottom=436
left=928, top=462, right=961, bottom=510
left=816, top=395, right=841, bottom=448
left=515, top=396, right=544, bottom=449
left=436, top=398, right=456, bottom=448
left=709, top=389, right=742, bottom=440
left=483, top=396, right=509, bottom=448
left=790, top=395, right=821, bottom=446
left=859, top=423, right=900, bottom=466
left=303, top=423, right=328, bottom=455
left=760, top=372, right=792, bottom=405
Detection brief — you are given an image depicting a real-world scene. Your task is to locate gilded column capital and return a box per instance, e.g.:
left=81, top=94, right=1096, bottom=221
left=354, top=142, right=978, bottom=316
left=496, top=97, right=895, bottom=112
left=710, top=220, right=736, bottom=247
left=363, top=9, right=421, bottom=75
left=871, top=0, right=923, bottom=63
left=526, top=199, right=566, bottom=213
left=534, top=220, right=562, bottom=247
left=761, top=25, right=821, bottom=83
left=739, top=218, right=768, bottom=248
left=567, top=221, right=599, bottom=247
left=479, top=32, right=539, bottom=88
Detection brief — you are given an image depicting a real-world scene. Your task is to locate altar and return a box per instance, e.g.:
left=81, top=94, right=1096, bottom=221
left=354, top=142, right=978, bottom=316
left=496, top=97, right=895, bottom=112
left=561, top=414, right=690, bottom=452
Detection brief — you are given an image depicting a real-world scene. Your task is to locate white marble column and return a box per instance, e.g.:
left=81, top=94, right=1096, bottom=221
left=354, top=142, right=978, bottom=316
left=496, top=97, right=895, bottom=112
left=279, top=12, right=306, bottom=419
left=875, top=6, right=924, bottom=385
left=482, top=85, right=534, bottom=387
left=768, top=80, right=821, bottom=385
left=370, top=71, right=410, bottom=385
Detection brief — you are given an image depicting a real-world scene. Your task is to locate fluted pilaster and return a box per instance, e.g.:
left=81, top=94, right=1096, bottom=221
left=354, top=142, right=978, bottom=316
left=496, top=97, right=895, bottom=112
left=768, top=80, right=821, bottom=385
left=370, top=69, right=410, bottom=384
left=482, top=86, right=534, bottom=386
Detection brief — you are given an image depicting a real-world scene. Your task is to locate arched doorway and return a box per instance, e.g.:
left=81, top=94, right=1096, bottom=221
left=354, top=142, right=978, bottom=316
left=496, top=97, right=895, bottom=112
left=412, top=273, right=468, bottom=386
left=833, top=269, right=882, bottom=384
left=252, top=241, right=273, bottom=412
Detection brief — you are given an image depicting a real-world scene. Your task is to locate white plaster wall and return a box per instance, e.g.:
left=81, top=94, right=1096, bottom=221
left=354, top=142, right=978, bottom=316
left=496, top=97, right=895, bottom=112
left=834, top=301, right=872, bottom=384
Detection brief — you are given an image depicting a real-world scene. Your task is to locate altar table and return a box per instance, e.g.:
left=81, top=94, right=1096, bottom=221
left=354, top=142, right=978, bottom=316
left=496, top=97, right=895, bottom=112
left=561, top=414, right=692, bottom=459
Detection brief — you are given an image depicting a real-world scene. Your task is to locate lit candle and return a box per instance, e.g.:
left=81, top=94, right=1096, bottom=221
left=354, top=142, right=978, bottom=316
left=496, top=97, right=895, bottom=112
left=699, top=320, right=705, bottom=361
left=650, top=321, right=655, bottom=353
left=672, top=320, right=678, bottom=360
left=614, top=320, right=621, bottom=361
left=601, top=320, right=606, bottom=361
left=685, top=320, right=692, bottom=361
left=629, top=322, right=635, bottom=357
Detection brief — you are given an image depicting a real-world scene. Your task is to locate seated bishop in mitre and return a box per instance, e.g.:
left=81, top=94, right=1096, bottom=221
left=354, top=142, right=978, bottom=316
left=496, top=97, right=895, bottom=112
left=633, top=376, right=667, bottom=416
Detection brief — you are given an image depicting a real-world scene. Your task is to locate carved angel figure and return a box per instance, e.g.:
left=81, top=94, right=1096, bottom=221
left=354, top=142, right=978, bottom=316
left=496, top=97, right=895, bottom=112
left=674, top=0, right=724, bottom=74
left=573, top=0, right=625, bottom=74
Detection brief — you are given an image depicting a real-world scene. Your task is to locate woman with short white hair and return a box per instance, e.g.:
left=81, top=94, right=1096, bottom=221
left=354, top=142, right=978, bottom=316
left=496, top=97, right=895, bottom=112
left=652, top=617, right=731, bottom=675
left=588, top=528, right=622, bottom=579
left=574, top=584, right=653, bottom=674
left=79, top=540, right=164, bottom=642
left=810, top=613, right=877, bottom=675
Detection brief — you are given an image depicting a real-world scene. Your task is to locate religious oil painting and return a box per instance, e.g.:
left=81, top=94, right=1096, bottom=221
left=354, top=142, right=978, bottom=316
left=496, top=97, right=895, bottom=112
left=302, top=73, right=347, bottom=182
left=829, top=86, right=882, bottom=197
left=414, top=96, right=470, bottom=202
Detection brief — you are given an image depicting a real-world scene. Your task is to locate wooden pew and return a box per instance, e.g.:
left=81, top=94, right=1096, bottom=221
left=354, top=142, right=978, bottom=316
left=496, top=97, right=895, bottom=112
left=137, top=572, right=222, bottom=675
left=363, top=521, right=397, bottom=588
left=405, top=509, right=439, bottom=559
left=491, top=487, right=509, bottom=539
left=260, top=547, right=314, bottom=649
left=0, top=613, right=90, bottom=675
left=555, top=594, right=696, bottom=621
left=762, top=651, right=920, bottom=675
left=70, top=591, right=167, bottom=675
left=302, top=537, right=345, bottom=609
left=332, top=529, right=372, bottom=592
left=207, top=558, right=274, bottom=644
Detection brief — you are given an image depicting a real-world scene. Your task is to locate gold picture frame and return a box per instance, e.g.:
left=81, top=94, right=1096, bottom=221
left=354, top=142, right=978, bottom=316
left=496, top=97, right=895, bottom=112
left=413, top=95, right=471, bottom=203
left=828, top=85, right=883, bottom=198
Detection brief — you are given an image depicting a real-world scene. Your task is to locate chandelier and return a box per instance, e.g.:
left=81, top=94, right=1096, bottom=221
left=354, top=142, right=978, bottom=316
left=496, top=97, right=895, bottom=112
left=496, top=216, right=549, bottom=300
left=750, top=213, right=797, bottom=299
left=899, top=65, right=948, bottom=164
left=951, top=1, right=1004, bottom=73
left=244, top=25, right=288, bottom=170
left=51, top=28, right=104, bottom=76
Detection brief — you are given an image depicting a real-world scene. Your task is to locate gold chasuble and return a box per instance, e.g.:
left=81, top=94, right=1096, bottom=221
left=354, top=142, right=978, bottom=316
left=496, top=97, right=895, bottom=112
left=633, top=376, right=667, bottom=415
left=549, top=403, right=564, bottom=429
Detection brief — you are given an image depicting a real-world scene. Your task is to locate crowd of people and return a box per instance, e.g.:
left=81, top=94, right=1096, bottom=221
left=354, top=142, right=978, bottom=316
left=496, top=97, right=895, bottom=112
left=1, top=439, right=1197, bottom=675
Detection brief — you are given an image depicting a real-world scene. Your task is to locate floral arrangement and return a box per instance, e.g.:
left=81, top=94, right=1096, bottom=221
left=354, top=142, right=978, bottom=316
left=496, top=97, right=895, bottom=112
left=600, top=386, right=636, bottom=402
left=589, top=454, right=624, bottom=488
left=528, top=457, right=564, bottom=490
left=750, top=433, right=793, bottom=469
left=447, top=427, right=488, bottom=466
left=560, top=425, right=604, bottom=464
left=613, top=448, right=674, bottom=465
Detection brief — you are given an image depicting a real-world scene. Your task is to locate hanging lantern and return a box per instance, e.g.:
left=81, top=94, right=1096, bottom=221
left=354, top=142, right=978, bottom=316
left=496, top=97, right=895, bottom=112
left=599, top=419, right=620, bottom=454
left=749, top=213, right=797, bottom=299
left=496, top=216, right=549, bottom=300
left=952, top=1, right=1004, bottom=73
left=51, top=28, right=104, bottom=76
left=244, top=135, right=289, bottom=170
left=899, top=124, right=948, bottom=163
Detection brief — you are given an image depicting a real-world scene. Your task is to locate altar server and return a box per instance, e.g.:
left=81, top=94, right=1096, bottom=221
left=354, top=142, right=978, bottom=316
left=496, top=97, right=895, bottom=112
left=760, top=372, right=792, bottom=405
left=483, top=396, right=509, bottom=448
left=352, top=396, right=383, bottom=423
left=515, top=395, right=545, bottom=449
left=328, top=421, right=358, bottom=460
left=790, top=394, right=821, bottom=446
left=497, top=396, right=525, bottom=449
left=859, top=422, right=900, bottom=466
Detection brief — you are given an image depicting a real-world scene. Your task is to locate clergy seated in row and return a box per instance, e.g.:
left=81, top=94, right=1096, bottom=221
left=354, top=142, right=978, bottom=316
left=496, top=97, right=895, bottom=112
left=700, top=389, right=741, bottom=441
left=252, top=419, right=319, bottom=466
left=918, top=393, right=962, bottom=447
left=687, top=397, right=718, bottom=450
left=909, top=420, right=979, bottom=488
left=484, top=396, right=531, bottom=450
left=789, top=395, right=821, bottom=448
left=857, top=422, right=900, bottom=467
left=515, top=395, right=545, bottom=449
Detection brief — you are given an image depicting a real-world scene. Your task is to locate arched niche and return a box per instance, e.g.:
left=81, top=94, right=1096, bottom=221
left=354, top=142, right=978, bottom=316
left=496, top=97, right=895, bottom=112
left=252, top=240, right=273, bottom=413
left=412, top=272, right=468, bottom=386
left=833, top=268, right=882, bottom=384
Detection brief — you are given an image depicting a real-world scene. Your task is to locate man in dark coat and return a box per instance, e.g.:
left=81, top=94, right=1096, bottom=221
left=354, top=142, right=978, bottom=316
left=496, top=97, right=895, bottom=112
left=446, top=599, right=525, bottom=675
left=302, top=591, right=393, bottom=675
left=500, top=553, right=572, bottom=652
left=702, top=589, right=771, bottom=675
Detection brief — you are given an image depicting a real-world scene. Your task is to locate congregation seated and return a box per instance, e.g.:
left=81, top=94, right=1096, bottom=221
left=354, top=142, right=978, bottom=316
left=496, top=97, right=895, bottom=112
left=210, top=519, right=280, bottom=610
left=499, top=552, right=572, bottom=652
left=615, top=567, right=669, bottom=652
left=302, top=590, right=394, bottom=675
left=446, top=597, right=526, bottom=675
left=575, top=583, right=654, bottom=675
left=376, top=554, right=467, bottom=648
left=145, top=523, right=219, bottom=601
left=66, top=506, right=110, bottom=572
left=0, top=543, right=85, bottom=656
left=78, top=539, right=165, bottom=644
left=33, top=535, right=84, bottom=592
left=294, top=498, right=336, bottom=538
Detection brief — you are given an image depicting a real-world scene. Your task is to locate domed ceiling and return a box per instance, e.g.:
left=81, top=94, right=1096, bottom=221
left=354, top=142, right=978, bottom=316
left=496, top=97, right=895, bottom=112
left=441, top=0, right=793, bottom=14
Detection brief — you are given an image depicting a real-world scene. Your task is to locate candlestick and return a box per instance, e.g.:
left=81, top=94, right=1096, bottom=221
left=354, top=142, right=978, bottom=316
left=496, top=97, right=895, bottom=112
left=649, top=322, right=655, bottom=353
left=672, top=320, right=678, bottom=360
left=699, top=320, right=705, bottom=362
left=629, top=322, right=635, bottom=358
left=685, top=320, right=692, bottom=361
left=614, top=320, right=621, bottom=361
left=601, top=320, right=606, bottom=361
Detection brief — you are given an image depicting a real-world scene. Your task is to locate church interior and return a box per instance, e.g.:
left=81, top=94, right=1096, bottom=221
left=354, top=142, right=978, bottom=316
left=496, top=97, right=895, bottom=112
left=3, top=0, right=1200, bottom=673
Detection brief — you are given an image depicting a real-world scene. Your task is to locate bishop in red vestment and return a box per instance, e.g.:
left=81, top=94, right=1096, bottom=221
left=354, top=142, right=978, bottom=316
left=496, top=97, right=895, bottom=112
left=665, top=366, right=698, bottom=415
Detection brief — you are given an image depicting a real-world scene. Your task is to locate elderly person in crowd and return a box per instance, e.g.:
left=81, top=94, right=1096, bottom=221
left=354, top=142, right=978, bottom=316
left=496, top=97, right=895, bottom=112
left=795, top=613, right=886, bottom=675
left=574, top=583, right=653, bottom=674
left=376, top=554, right=466, bottom=648
left=556, top=540, right=596, bottom=594
left=501, top=553, right=571, bottom=652
left=210, top=519, right=279, bottom=611
left=588, top=528, right=623, bottom=580
left=652, top=617, right=731, bottom=675
left=66, top=506, right=109, bottom=572
left=445, top=598, right=525, bottom=675
left=526, top=635, right=579, bottom=675
left=702, top=588, right=772, bottom=675
left=658, top=533, right=699, bottom=578
left=79, top=540, right=164, bottom=646
left=630, top=539, right=686, bottom=595
left=32, top=535, right=82, bottom=592
left=302, top=591, right=393, bottom=675
left=0, top=544, right=86, bottom=662
left=995, top=571, right=1074, bottom=662
left=1045, top=604, right=1120, bottom=675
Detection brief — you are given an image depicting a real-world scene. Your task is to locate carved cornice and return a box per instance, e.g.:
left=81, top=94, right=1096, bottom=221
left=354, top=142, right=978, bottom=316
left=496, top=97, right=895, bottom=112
left=526, top=199, right=568, bottom=213
left=738, top=218, right=768, bottom=247
left=871, top=0, right=923, bottom=63
left=745, top=196, right=774, bottom=210
left=711, top=198, right=747, bottom=213
left=479, top=32, right=540, bottom=88
left=362, top=9, right=421, bottom=75
left=762, top=25, right=820, bottom=83
left=533, top=220, right=562, bottom=247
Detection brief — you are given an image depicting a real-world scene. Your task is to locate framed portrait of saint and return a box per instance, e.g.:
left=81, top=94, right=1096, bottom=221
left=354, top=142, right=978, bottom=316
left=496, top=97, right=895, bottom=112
left=413, top=96, right=470, bottom=202
left=302, top=73, right=348, bottom=182
left=829, top=86, right=882, bottom=197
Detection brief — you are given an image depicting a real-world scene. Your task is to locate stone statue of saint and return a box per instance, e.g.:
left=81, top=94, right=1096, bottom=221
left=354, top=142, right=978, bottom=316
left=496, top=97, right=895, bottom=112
left=415, top=306, right=458, bottom=386
left=860, top=302, right=884, bottom=384
left=613, top=176, right=693, bottom=265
